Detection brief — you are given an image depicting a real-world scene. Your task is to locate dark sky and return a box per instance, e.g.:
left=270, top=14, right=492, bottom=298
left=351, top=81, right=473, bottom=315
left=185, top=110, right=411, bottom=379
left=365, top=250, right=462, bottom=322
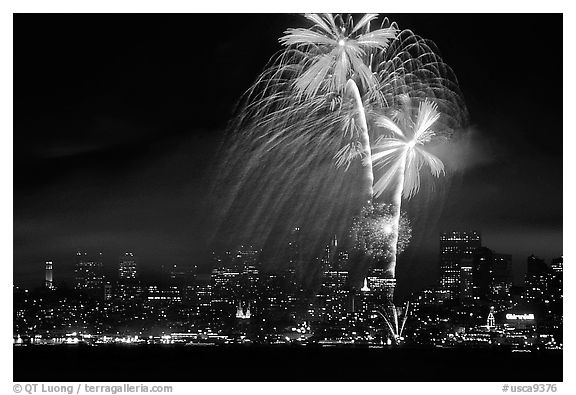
left=14, top=14, right=562, bottom=295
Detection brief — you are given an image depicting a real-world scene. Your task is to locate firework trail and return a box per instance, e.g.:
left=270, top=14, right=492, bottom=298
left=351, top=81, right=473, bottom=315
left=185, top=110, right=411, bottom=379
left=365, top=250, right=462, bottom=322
left=372, top=301, right=410, bottom=344
left=369, top=99, right=452, bottom=277
left=211, top=14, right=467, bottom=283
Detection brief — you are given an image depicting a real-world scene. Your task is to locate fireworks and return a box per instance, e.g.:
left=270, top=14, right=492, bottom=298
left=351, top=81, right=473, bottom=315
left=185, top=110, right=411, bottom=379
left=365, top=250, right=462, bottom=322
left=279, top=13, right=397, bottom=104
left=372, top=301, right=410, bottom=344
left=212, top=14, right=467, bottom=279
left=351, top=202, right=412, bottom=259
left=372, top=99, right=446, bottom=200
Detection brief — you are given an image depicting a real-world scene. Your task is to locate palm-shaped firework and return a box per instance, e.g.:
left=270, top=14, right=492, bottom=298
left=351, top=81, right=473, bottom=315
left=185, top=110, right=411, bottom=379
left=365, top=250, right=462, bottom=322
left=278, top=14, right=396, bottom=203
left=373, top=99, right=445, bottom=200
left=368, top=99, right=447, bottom=275
left=280, top=13, right=396, bottom=103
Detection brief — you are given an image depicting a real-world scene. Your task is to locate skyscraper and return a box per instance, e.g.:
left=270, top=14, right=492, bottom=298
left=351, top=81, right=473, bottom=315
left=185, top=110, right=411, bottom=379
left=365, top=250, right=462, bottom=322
left=317, top=249, right=349, bottom=321
left=119, top=252, right=137, bottom=280
left=459, top=257, right=474, bottom=304
left=210, top=264, right=241, bottom=326
left=524, top=255, right=550, bottom=304
left=439, top=231, right=481, bottom=301
left=550, top=256, right=563, bottom=303
left=117, top=252, right=141, bottom=301
left=472, top=247, right=494, bottom=301
left=45, top=261, right=54, bottom=290
left=74, top=251, right=104, bottom=295
left=547, top=257, right=563, bottom=339
left=363, top=265, right=397, bottom=325
left=287, top=227, right=302, bottom=270
left=492, top=253, right=512, bottom=299
left=321, top=235, right=338, bottom=267
left=551, top=256, right=563, bottom=275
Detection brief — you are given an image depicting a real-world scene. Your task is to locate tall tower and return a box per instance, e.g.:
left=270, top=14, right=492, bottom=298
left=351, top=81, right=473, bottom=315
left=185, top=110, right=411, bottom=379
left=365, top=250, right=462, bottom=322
left=287, top=227, right=301, bottom=278
left=45, top=261, right=54, bottom=290
left=118, top=252, right=140, bottom=301
left=74, top=251, right=104, bottom=296
left=524, top=254, right=550, bottom=303
left=472, top=247, right=494, bottom=301
left=459, top=257, right=474, bottom=304
left=439, top=231, right=481, bottom=301
left=549, top=256, right=563, bottom=304
left=119, top=252, right=137, bottom=279
left=492, top=253, right=512, bottom=299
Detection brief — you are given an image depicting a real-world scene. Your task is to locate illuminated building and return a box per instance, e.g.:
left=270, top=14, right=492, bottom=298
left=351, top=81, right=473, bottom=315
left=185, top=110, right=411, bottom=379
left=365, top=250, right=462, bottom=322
left=360, top=278, right=370, bottom=292
left=210, top=246, right=264, bottom=329
left=45, top=261, right=54, bottom=290
left=551, top=256, right=563, bottom=274
left=352, top=276, right=379, bottom=321
left=287, top=226, right=302, bottom=275
left=459, top=247, right=512, bottom=304
left=117, top=252, right=141, bottom=301
left=235, top=249, right=260, bottom=300
left=236, top=301, right=251, bottom=319
left=210, top=265, right=241, bottom=326
left=549, top=257, right=563, bottom=304
left=524, top=255, right=550, bottom=304
left=454, top=246, right=512, bottom=308
left=492, top=253, right=512, bottom=300
left=259, top=273, right=286, bottom=324
left=119, top=252, right=137, bottom=280
left=486, top=306, right=495, bottom=328
left=439, top=231, right=481, bottom=301
left=283, top=232, right=308, bottom=324
left=74, top=251, right=104, bottom=296
left=117, top=281, right=142, bottom=301
left=410, top=288, right=437, bottom=308
left=523, top=256, right=563, bottom=326
left=529, top=256, right=563, bottom=341
left=313, top=236, right=352, bottom=325
left=459, top=257, right=474, bottom=304
left=472, top=247, right=493, bottom=301
left=321, top=235, right=338, bottom=266
left=145, top=285, right=182, bottom=303
left=317, top=268, right=349, bottom=321
left=168, top=264, right=196, bottom=287
left=367, top=267, right=396, bottom=297
left=193, top=280, right=212, bottom=318
left=502, top=305, right=537, bottom=331
left=103, top=282, right=112, bottom=301
left=359, top=266, right=396, bottom=328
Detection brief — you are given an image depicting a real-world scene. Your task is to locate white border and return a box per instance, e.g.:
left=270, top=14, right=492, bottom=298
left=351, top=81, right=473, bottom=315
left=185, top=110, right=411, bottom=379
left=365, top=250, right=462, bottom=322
left=4, top=1, right=573, bottom=393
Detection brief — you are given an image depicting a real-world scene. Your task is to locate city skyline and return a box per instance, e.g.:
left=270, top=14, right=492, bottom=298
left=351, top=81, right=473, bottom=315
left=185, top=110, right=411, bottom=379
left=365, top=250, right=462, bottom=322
left=15, top=229, right=562, bottom=301
left=13, top=232, right=563, bottom=369
left=14, top=14, right=562, bottom=294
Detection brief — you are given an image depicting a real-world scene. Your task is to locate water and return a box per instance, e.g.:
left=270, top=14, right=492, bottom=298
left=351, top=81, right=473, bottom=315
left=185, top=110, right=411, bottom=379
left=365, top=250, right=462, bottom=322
left=14, top=345, right=562, bottom=381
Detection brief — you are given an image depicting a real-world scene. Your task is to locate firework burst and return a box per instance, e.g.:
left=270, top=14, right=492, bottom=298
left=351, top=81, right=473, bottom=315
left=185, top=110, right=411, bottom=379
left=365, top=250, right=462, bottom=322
left=351, top=202, right=412, bottom=259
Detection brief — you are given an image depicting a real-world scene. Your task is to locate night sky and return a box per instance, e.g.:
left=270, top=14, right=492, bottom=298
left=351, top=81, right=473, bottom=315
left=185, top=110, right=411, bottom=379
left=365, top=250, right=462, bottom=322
left=14, top=14, right=562, bottom=296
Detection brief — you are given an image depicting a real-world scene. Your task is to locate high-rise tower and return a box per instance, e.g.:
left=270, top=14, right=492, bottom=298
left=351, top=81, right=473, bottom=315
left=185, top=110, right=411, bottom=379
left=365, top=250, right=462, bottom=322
left=119, top=252, right=137, bottom=280
left=439, top=231, right=481, bottom=301
left=45, top=261, right=54, bottom=290
left=74, top=251, right=104, bottom=296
